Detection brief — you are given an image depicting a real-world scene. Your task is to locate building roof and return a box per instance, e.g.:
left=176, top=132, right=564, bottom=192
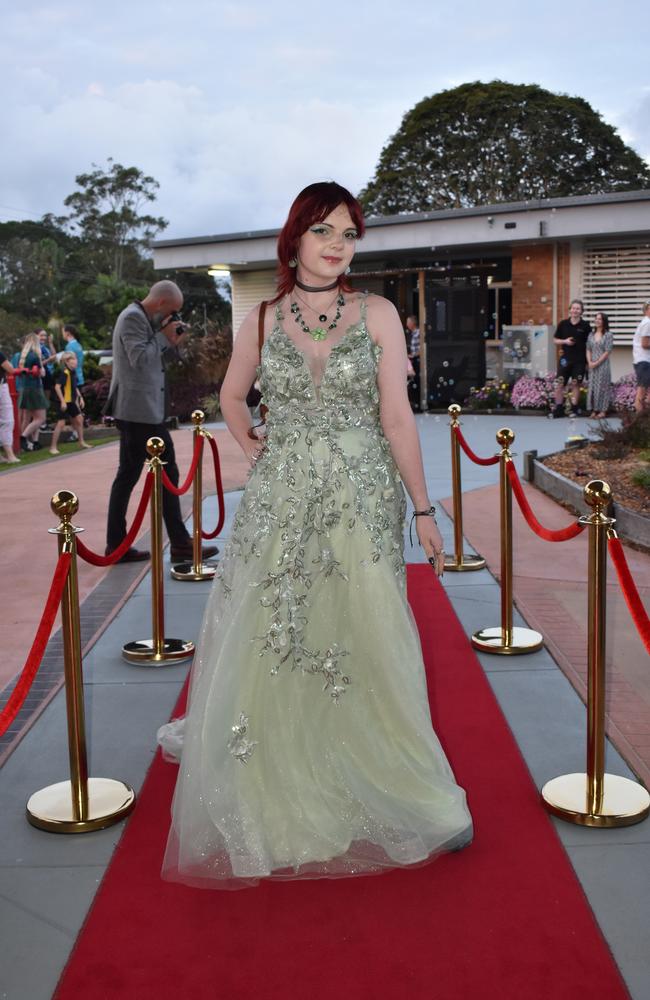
left=152, top=189, right=650, bottom=272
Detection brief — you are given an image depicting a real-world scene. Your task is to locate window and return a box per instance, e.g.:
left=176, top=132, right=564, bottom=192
left=582, top=240, right=650, bottom=345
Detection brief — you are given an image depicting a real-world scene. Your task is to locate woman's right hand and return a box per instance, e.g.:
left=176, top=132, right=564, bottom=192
left=242, top=436, right=266, bottom=468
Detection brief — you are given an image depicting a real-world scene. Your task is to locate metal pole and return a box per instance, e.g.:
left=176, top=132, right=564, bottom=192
left=418, top=269, right=427, bottom=414
left=471, top=428, right=543, bottom=655
left=542, top=481, right=650, bottom=826
left=26, top=491, right=136, bottom=833
left=171, top=410, right=217, bottom=582
left=444, top=405, right=486, bottom=573
left=122, top=438, right=195, bottom=664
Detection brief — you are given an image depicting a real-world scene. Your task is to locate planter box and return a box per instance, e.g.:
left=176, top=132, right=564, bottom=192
left=527, top=452, right=650, bottom=552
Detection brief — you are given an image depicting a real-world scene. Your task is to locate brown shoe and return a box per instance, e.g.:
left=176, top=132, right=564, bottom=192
left=105, top=546, right=151, bottom=563
left=170, top=542, right=219, bottom=562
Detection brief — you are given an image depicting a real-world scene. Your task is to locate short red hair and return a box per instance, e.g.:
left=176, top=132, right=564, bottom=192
left=274, top=181, right=365, bottom=300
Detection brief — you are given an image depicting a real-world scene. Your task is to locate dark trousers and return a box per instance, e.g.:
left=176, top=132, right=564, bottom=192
left=106, top=420, right=190, bottom=551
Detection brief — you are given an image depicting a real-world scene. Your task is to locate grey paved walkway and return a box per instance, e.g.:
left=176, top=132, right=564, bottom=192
left=0, top=414, right=648, bottom=999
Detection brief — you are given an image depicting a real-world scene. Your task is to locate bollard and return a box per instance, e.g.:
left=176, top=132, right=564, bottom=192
left=26, top=491, right=136, bottom=833
left=542, top=481, right=650, bottom=826
left=122, top=438, right=195, bottom=664
left=444, top=404, right=486, bottom=572
left=471, top=428, right=543, bottom=655
left=171, top=410, right=217, bottom=582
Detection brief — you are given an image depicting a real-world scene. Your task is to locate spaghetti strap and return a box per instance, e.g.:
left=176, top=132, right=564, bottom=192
left=359, top=290, right=369, bottom=323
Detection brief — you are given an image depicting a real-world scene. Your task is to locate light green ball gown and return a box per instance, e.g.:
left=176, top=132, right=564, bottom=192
left=158, top=295, right=472, bottom=888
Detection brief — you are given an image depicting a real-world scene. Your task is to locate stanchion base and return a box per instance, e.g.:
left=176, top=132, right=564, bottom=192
left=542, top=772, right=650, bottom=828
left=444, top=553, right=486, bottom=572
left=471, top=626, right=543, bottom=655
left=170, top=561, right=218, bottom=581
left=122, top=638, right=195, bottom=664
left=26, top=777, right=135, bottom=834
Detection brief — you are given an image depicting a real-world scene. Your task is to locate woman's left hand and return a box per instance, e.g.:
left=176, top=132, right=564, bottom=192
left=416, top=515, right=445, bottom=577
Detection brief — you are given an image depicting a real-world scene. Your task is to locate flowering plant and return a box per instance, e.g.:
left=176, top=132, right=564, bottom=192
left=611, top=373, right=637, bottom=412
left=510, top=373, right=556, bottom=410
left=464, top=381, right=512, bottom=410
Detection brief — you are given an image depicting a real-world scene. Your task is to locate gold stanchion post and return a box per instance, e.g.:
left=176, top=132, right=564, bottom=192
left=26, top=491, right=136, bottom=833
left=444, top=404, right=486, bottom=572
left=471, top=427, right=543, bottom=655
left=542, top=481, right=650, bottom=827
left=122, top=437, right=195, bottom=664
left=171, top=410, right=217, bottom=582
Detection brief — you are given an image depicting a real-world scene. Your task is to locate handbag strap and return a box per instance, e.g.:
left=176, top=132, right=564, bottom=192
left=258, top=301, right=267, bottom=360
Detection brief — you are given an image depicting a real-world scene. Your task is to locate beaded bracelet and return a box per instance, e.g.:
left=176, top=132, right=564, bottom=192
left=409, top=505, right=437, bottom=547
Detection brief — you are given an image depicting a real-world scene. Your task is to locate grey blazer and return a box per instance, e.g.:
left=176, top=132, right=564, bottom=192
left=105, top=302, right=172, bottom=424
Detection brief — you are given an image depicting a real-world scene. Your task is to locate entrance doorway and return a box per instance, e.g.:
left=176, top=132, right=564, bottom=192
left=425, top=274, right=487, bottom=407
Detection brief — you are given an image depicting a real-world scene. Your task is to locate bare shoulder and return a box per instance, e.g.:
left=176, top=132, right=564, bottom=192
left=237, top=300, right=276, bottom=346
left=363, top=293, right=403, bottom=343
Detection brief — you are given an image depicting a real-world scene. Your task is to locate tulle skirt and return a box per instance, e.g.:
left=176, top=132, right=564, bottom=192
left=158, top=481, right=472, bottom=889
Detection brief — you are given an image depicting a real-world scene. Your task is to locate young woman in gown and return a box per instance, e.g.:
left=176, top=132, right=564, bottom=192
left=158, top=182, right=473, bottom=888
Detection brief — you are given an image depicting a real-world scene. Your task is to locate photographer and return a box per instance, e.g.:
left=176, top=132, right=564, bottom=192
left=104, top=280, right=218, bottom=563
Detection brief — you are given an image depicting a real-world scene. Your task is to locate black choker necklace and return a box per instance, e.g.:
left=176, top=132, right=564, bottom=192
left=295, top=278, right=339, bottom=293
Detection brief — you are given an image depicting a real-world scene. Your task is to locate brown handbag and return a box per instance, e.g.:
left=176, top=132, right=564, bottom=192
left=247, top=301, right=268, bottom=440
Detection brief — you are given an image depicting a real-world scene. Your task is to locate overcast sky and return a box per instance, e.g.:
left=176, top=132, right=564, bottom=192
left=3, top=0, right=650, bottom=240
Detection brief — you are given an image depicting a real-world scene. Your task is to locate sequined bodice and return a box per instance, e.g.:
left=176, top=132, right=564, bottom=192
left=258, top=301, right=383, bottom=433
left=220, top=294, right=407, bottom=702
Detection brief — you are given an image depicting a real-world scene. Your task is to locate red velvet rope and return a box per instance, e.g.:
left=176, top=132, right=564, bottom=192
left=76, top=475, right=153, bottom=566
left=201, top=435, right=226, bottom=540
left=161, top=436, right=204, bottom=496
left=453, top=425, right=500, bottom=466
left=506, top=462, right=585, bottom=542
left=0, top=552, right=71, bottom=737
left=608, top=537, right=650, bottom=656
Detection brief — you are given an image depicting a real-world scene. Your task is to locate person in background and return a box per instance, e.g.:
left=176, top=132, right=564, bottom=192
left=405, top=315, right=421, bottom=411
left=16, top=331, right=48, bottom=451
left=0, top=350, right=21, bottom=463
left=552, top=299, right=591, bottom=417
left=49, top=353, right=92, bottom=455
left=104, top=280, right=217, bottom=564
left=632, top=301, right=650, bottom=413
left=61, top=325, right=84, bottom=386
left=38, top=329, right=56, bottom=393
left=586, top=312, right=613, bottom=419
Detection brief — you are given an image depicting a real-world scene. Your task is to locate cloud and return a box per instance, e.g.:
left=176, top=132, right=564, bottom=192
left=0, top=74, right=405, bottom=236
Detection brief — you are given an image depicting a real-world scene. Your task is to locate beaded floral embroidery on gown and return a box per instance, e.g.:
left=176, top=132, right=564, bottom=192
left=158, top=294, right=472, bottom=887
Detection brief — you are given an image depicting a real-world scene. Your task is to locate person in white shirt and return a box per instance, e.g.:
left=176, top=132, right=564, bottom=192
left=632, top=301, right=650, bottom=413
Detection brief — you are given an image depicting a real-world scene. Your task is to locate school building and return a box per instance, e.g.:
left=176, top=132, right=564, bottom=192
left=153, top=189, right=650, bottom=407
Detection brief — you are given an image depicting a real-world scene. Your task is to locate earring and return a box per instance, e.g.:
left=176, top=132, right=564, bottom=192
left=345, top=266, right=351, bottom=275
left=289, top=258, right=297, bottom=268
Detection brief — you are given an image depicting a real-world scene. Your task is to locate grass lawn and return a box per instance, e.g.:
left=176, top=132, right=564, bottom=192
left=0, top=435, right=119, bottom=472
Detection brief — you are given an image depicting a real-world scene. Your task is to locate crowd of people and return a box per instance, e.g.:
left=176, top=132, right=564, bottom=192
left=0, top=325, right=90, bottom=463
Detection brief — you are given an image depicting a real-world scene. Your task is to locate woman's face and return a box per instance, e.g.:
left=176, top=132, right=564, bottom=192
left=595, top=313, right=604, bottom=330
left=296, top=203, right=358, bottom=286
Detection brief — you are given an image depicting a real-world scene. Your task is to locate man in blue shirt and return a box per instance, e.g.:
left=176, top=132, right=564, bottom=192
left=62, top=325, right=84, bottom=386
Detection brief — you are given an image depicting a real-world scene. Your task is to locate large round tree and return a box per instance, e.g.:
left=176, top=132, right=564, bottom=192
left=360, top=81, right=650, bottom=215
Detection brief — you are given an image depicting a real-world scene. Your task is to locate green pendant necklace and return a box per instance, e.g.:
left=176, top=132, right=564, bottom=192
left=290, top=293, right=345, bottom=342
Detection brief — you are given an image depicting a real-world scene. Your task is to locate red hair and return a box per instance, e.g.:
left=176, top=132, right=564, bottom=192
left=274, top=182, right=365, bottom=300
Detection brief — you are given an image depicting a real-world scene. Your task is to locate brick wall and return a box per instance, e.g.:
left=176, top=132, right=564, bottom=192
left=511, top=243, right=570, bottom=326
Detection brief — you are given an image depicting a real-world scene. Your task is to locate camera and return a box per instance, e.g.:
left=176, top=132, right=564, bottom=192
left=168, top=311, right=188, bottom=335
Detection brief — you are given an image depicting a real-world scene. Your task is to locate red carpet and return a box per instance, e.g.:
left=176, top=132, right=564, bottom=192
left=54, top=566, right=629, bottom=1000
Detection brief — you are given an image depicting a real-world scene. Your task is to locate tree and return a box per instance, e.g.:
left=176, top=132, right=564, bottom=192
left=61, top=158, right=167, bottom=281
left=359, top=81, right=650, bottom=215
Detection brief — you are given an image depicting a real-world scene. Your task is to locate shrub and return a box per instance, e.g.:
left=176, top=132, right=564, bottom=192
left=464, top=382, right=511, bottom=410
left=631, top=466, right=650, bottom=490
left=199, top=391, right=221, bottom=420
left=80, top=376, right=111, bottom=422
left=611, top=372, right=637, bottom=412
left=590, top=411, right=650, bottom=457
left=168, top=379, right=222, bottom=422
left=510, top=373, right=556, bottom=410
